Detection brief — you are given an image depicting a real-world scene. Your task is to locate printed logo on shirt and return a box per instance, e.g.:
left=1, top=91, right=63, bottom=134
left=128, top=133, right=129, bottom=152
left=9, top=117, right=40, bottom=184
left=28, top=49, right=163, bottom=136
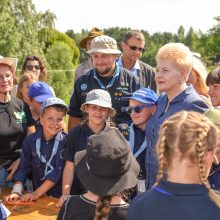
left=14, top=111, right=27, bottom=124
left=81, top=83, right=87, bottom=91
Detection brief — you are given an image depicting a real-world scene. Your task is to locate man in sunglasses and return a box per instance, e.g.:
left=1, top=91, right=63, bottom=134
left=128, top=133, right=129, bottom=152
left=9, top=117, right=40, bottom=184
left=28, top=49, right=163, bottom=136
left=118, top=30, right=157, bottom=92
left=119, top=88, right=158, bottom=198
left=68, top=35, right=140, bottom=131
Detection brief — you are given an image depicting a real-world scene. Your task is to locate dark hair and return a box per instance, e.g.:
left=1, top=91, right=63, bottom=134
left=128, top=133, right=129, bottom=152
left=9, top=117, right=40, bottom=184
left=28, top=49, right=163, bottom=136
left=122, top=30, right=145, bottom=43
left=94, top=195, right=111, bottom=220
left=22, top=55, right=47, bottom=81
left=206, top=67, right=220, bottom=85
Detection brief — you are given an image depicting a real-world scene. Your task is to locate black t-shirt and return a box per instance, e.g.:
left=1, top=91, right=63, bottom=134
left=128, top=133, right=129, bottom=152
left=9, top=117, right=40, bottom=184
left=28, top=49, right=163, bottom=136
left=57, top=195, right=129, bottom=220
left=62, top=122, right=110, bottom=195
left=0, top=97, right=34, bottom=168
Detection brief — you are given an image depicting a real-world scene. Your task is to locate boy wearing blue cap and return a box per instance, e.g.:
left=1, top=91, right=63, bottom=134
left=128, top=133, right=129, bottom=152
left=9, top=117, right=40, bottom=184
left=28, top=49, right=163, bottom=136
left=6, top=97, right=68, bottom=202
left=28, top=81, right=54, bottom=130
left=120, top=88, right=158, bottom=197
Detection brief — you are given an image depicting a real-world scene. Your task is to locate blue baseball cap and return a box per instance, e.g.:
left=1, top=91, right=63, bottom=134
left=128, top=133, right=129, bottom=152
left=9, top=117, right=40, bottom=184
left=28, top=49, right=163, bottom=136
left=28, top=81, right=53, bottom=103
left=40, top=97, right=69, bottom=115
left=126, top=88, right=158, bottom=105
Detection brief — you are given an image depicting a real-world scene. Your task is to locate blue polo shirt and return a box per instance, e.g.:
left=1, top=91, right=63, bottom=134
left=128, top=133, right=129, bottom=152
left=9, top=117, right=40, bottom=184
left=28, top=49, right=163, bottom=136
left=145, top=85, right=209, bottom=189
left=13, top=129, right=67, bottom=198
left=68, top=64, right=140, bottom=126
left=127, top=178, right=220, bottom=220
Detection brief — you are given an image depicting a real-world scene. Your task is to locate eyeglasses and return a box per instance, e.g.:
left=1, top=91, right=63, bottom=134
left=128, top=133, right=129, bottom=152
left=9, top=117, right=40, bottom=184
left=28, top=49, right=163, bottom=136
left=125, top=43, right=145, bottom=53
left=0, top=74, right=13, bottom=81
left=25, top=65, right=41, bottom=71
left=126, top=104, right=152, bottom=114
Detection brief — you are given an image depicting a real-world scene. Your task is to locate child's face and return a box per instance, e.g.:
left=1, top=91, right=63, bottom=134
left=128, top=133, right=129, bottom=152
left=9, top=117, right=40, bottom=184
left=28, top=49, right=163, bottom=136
left=29, top=99, right=42, bottom=115
left=208, top=84, right=220, bottom=107
left=20, top=80, right=35, bottom=104
left=40, top=107, right=65, bottom=140
left=129, top=99, right=155, bottom=130
left=85, top=104, right=110, bottom=127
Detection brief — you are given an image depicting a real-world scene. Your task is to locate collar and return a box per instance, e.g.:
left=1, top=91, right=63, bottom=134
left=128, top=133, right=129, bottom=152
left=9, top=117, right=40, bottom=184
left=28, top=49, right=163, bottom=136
left=157, top=178, right=208, bottom=196
left=32, top=128, right=64, bottom=142
left=170, top=85, right=196, bottom=103
left=117, top=55, right=140, bottom=72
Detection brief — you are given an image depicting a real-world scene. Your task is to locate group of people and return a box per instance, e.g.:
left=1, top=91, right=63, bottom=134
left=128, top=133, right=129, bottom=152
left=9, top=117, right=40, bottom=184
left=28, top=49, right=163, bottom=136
left=0, top=26, right=220, bottom=219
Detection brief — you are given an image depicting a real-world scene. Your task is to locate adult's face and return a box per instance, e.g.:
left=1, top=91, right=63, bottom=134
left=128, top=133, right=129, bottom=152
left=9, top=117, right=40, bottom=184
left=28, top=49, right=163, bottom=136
left=121, top=37, right=145, bottom=63
left=0, top=65, right=14, bottom=94
left=91, top=52, right=117, bottom=77
left=155, top=59, right=183, bottom=95
left=24, top=60, right=41, bottom=80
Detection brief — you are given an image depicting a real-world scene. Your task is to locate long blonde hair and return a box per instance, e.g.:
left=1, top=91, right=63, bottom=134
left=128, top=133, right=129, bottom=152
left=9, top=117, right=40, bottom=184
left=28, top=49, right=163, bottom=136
left=156, top=111, right=220, bottom=208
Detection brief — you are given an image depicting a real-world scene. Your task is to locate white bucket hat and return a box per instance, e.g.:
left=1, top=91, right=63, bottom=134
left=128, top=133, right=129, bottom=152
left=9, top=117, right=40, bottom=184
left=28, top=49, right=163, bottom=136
left=87, top=35, right=121, bottom=55
left=81, top=89, right=116, bottom=117
left=0, top=55, right=17, bottom=71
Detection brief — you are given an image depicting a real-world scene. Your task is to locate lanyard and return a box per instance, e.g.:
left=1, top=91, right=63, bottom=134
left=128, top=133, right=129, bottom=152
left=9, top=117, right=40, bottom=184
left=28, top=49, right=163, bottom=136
left=35, top=132, right=61, bottom=180
left=129, top=123, right=147, bottom=158
left=92, top=65, right=120, bottom=89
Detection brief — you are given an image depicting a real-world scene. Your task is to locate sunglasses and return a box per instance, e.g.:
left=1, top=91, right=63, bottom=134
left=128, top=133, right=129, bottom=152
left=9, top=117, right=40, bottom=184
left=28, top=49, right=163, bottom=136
left=25, top=65, right=41, bottom=71
left=125, top=43, right=145, bottom=53
left=127, top=104, right=152, bottom=114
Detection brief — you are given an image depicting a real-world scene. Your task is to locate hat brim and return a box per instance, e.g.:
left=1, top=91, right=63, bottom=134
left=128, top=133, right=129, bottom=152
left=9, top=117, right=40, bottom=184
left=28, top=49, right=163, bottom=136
left=80, top=36, right=95, bottom=49
left=33, top=95, right=54, bottom=103
left=122, top=96, right=156, bottom=105
left=87, top=48, right=121, bottom=55
left=80, top=101, right=116, bottom=117
left=0, top=58, right=17, bottom=71
left=75, top=150, right=140, bottom=196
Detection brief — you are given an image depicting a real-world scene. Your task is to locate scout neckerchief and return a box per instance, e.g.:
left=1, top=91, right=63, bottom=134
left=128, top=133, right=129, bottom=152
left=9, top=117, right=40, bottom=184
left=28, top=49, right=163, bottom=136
left=36, top=132, right=61, bottom=180
left=129, top=123, right=147, bottom=158
left=92, top=64, right=120, bottom=89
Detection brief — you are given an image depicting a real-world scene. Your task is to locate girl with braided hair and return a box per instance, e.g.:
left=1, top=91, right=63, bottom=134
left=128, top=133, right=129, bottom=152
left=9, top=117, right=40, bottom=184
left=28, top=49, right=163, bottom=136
left=127, top=111, right=220, bottom=220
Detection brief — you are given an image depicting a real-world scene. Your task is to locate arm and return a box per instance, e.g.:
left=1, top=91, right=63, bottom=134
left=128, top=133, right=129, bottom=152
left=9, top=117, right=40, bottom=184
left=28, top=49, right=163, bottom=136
left=21, top=179, right=55, bottom=201
left=68, top=116, right=81, bottom=131
left=5, top=181, right=23, bottom=202
left=56, top=161, right=75, bottom=208
left=27, top=125, right=36, bottom=135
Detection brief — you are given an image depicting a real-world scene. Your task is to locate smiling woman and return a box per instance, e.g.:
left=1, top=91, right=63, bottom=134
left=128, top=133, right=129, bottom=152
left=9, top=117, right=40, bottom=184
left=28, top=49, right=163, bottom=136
left=0, top=56, right=35, bottom=188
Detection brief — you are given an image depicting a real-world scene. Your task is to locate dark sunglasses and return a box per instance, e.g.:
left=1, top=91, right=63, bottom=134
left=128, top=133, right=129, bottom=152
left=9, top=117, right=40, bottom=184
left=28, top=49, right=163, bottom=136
left=25, top=65, right=41, bottom=71
left=127, top=104, right=152, bottom=114
left=126, top=43, right=145, bottom=53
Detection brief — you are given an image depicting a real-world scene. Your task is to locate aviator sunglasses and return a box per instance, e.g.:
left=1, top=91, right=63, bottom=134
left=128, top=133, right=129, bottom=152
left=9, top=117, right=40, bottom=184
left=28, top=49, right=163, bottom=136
left=25, top=64, right=41, bottom=71
left=126, top=104, right=152, bottom=114
left=125, top=43, right=145, bottom=53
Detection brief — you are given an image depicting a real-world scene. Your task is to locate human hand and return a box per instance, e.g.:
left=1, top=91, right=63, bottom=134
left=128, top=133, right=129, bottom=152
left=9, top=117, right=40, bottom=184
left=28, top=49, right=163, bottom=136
left=6, top=158, right=20, bottom=181
left=56, top=194, right=69, bottom=208
left=5, top=193, right=22, bottom=203
left=21, top=192, right=39, bottom=202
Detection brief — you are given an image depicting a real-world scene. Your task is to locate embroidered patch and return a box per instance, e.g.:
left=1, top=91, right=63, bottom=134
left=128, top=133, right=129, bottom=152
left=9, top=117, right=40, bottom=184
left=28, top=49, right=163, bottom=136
left=14, top=111, right=27, bottom=124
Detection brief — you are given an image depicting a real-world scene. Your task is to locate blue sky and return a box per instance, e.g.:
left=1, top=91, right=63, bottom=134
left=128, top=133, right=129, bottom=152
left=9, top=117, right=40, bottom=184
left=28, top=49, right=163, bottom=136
left=33, top=0, right=220, bottom=34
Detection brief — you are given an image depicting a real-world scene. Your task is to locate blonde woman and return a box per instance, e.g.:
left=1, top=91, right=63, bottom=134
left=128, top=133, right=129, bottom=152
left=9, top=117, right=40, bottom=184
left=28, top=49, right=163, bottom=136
left=127, top=111, right=220, bottom=220
left=145, top=43, right=209, bottom=189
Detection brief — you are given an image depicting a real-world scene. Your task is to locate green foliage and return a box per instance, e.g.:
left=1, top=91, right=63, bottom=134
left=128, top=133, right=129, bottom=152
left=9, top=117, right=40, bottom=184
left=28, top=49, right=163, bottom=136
left=45, top=41, right=74, bottom=104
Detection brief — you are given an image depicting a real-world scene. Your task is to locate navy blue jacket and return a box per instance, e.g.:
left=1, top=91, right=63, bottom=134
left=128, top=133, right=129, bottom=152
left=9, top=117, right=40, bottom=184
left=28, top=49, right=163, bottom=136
left=127, top=179, right=220, bottom=220
left=13, top=129, right=67, bottom=198
left=145, top=85, right=209, bottom=189
left=68, top=64, right=140, bottom=126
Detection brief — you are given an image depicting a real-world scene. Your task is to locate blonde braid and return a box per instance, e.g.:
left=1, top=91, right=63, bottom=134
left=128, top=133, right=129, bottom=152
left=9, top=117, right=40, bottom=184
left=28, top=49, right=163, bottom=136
left=196, top=122, right=220, bottom=208
left=156, top=124, right=168, bottom=185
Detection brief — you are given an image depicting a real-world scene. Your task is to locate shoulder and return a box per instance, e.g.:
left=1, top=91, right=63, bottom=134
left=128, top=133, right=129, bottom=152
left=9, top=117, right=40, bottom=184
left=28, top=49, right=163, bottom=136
left=10, top=96, right=24, bottom=107
left=119, top=67, right=139, bottom=82
left=68, top=124, right=83, bottom=136
left=138, top=60, right=155, bottom=72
